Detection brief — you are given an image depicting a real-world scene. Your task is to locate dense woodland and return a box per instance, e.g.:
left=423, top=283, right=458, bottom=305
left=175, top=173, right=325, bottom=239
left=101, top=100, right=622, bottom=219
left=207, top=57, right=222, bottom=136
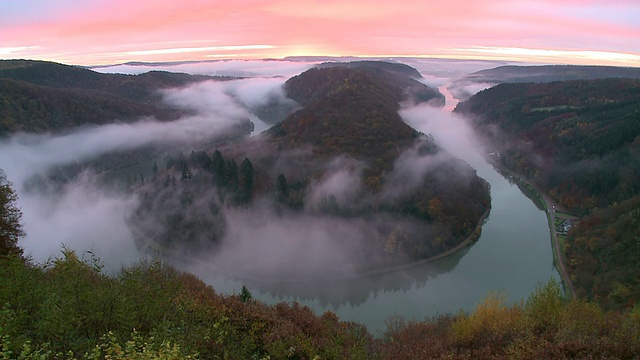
left=0, top=60, right=236, bottom=135
left=459, top=65, right=640, bottom=85
left=450, top=65, right=640, bottom=101
left=456, top=77, right=640, bottom=309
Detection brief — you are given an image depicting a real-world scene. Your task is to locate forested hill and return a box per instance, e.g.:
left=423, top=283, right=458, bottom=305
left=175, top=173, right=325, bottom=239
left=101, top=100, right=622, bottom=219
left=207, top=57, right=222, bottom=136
left=318, top=60, right=423, bottom=78
left=0, top=60, right=224, bottom=135
left=316, top=60, right=444, bottom=105
left=462, top=65, right=640, bottom=84
left=455, top=77, right=640, bottom=212
left=455, top=78, right=640, bottom=308
left=0, top=60, right=216, bottom=103
left=271, top=66, right=443, bottom=176
left=275, top=67, right=420, bottom=161
left=450, top=64, right=640, bottom=100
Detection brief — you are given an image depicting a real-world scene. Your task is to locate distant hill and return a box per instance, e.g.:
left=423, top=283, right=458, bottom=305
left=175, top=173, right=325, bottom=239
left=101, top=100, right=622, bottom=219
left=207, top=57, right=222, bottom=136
left=456, top=77, right=640, bottom=308
left=0, top=60, right=217, bottom=102
left=450, top=64, right=640, bottom=100
left=0, top=60, right=230, bottom=136
left=317, top=60, right=423, bottom=79
left=0, top=77, right=184, bottom=134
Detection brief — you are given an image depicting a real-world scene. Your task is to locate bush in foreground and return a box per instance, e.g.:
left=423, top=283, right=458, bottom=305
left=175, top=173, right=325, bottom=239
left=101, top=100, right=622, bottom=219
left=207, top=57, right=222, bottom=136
left=2, top=253, right=639, bottom=359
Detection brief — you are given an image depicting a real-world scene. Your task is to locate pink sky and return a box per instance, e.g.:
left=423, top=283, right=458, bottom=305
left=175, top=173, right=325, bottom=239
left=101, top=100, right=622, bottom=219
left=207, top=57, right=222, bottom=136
left=1, top=0, right=639, bottom=66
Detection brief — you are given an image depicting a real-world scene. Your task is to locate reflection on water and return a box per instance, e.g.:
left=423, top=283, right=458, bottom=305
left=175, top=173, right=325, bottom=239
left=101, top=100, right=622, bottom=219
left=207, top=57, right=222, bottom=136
left=248, top=246, right=468, bottom=309
left=179, top=244, right=469, bottom=310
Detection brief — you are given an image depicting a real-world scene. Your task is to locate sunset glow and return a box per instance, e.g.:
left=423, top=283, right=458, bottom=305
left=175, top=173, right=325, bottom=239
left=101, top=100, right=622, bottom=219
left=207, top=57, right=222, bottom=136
left=1, top=0, right=639, bottom=66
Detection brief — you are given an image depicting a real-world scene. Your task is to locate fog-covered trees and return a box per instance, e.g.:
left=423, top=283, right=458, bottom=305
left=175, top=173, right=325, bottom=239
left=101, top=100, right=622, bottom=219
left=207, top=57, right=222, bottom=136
left=0, top=169, right=23, bottom=258
left=238, top=158, right=254, bottom=204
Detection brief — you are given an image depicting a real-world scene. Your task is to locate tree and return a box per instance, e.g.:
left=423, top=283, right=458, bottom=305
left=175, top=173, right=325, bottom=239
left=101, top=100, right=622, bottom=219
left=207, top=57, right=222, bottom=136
left=176, top=153, right=191, bottom=180
left=239, top=285, right=252, bottom=303
left=0, top=169, right=24, bottom=258
left=212, top=150, right=225, bottom=178
left=238, top=158, right=254, bottom=204
left=224, top=159, right=239, bottom=188
left=276, top=173, right=289, bottom=202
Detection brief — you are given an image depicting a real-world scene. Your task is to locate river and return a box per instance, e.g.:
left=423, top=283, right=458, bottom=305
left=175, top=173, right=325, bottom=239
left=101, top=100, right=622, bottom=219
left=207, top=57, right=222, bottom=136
left=191, top=84, right=561, bottom=335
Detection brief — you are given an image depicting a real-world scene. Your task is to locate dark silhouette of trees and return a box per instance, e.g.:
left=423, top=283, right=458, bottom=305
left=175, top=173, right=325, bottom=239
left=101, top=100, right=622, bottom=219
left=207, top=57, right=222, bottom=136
left=238, top=158, right=254, bottom=204
left=212, top=150, right=225, bottom=186
left=276, top=173, right=289, bottom=203
left=0, top=169, right=23, bottom=258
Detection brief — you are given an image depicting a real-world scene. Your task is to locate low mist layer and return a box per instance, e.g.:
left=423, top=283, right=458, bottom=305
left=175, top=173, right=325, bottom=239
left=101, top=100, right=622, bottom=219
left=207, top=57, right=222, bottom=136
left=95, top=59, right=314, bottom=78
left=0, top=72, right=297, bottom=265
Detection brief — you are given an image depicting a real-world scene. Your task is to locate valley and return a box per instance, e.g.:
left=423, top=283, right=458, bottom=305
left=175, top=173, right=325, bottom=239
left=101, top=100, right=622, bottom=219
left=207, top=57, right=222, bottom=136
left=1, top=58, right=639, bottom=358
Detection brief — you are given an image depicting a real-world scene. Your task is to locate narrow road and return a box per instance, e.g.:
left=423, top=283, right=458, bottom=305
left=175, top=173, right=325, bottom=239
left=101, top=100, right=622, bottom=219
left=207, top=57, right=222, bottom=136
left=543, top=195, right=578, bottom=299
left=487, top=156, right=577, bottom=299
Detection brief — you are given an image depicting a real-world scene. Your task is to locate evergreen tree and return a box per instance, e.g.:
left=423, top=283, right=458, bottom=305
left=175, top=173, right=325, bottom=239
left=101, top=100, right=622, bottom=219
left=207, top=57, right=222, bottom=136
left=239, top=158, right=255, bottom=204
left=176, top=153, right=191, bottom=180
left=0, top=169, right=24, bottom=258
left=212, top=150, right=225, bottom=178
left=224, top=159, right=239, bottom=188
left=276, top=173, right=289, bottom=204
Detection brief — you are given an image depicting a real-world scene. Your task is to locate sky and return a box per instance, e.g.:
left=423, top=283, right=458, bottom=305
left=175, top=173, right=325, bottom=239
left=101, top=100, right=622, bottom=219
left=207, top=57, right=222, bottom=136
left=1, top=0, right=640, bottom=66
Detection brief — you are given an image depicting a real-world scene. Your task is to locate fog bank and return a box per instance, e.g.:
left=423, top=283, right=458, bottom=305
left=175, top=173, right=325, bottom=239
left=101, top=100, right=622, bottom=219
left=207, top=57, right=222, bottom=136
left=0, top=74, right=297, bottom=265
left=95, top=59, right=314, bottom=78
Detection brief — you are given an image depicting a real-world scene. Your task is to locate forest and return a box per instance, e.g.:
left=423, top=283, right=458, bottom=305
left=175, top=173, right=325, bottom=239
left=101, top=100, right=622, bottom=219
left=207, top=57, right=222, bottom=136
left=0, top=60, right=235, bottom=135
left=456, top=77, right=640, bottom=309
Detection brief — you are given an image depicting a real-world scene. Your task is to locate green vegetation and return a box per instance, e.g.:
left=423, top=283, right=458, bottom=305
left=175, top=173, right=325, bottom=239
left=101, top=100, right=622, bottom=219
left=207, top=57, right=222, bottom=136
left=0, top=169, right=23, bottom=258
left=0, top=252, right=374, bottom=359
left=456, top=77, right=640, bottom=309
left=2, top=252, right=640, bottom=359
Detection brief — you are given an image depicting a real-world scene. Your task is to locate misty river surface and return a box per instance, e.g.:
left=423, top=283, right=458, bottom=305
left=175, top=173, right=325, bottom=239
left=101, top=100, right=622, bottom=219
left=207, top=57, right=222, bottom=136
left=193, top=88, right=561, bottom=335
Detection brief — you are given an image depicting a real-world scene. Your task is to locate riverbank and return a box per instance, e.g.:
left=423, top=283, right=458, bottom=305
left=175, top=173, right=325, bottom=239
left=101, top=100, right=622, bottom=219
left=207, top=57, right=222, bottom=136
left=355, top=207, right=490, bottom=277
left=485, top=155, right=577, bottom=299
